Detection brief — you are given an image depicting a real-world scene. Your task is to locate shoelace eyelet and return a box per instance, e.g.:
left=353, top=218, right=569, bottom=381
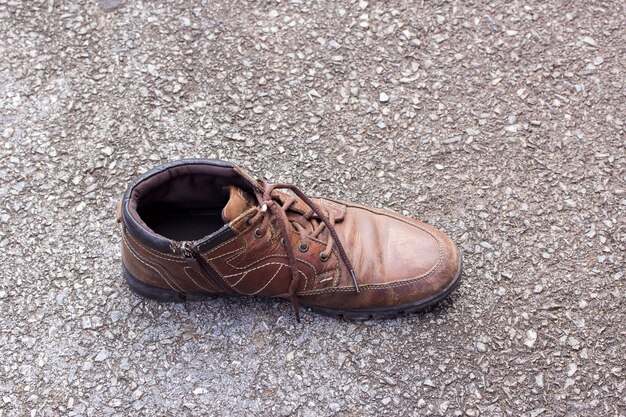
left=319, top=252, right=329, bottom=262
left=251, top=181, right=360, bottom=321
left=254, top=228, right=265, bottom=238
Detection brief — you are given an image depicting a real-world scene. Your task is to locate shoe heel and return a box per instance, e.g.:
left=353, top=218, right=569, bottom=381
left=123, top=264, right=188, bottom=302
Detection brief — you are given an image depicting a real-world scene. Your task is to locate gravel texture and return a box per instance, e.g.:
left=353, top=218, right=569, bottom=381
left=1, top=0, right=625, bottom=416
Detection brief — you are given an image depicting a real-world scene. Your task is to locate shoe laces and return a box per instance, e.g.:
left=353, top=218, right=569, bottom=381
left=248, top=181, right=359, bottom=321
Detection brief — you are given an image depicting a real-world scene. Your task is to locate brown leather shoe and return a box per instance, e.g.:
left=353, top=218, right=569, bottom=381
left=118, top=159, right=462, bottom=320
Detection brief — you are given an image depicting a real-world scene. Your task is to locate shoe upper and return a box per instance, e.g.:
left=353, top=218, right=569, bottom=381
left=120, top=159, right=461, bottom=312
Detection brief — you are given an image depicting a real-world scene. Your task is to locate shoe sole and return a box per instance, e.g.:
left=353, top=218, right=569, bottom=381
left=306, top=259, right=462, bottom=320
left=123, top=257, right=462, bottom=320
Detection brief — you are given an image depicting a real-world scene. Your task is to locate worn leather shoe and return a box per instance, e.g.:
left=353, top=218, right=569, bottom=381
left=118, top=159, right=462, bottom=320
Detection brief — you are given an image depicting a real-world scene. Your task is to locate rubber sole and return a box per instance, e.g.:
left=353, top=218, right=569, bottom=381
left=306, top=260, right=463, bottom=320
left=123, top=260, right=462, bottom=320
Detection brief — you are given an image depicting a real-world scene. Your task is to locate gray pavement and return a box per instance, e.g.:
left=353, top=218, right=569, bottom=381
left=1, top=0, right=624, bottom=416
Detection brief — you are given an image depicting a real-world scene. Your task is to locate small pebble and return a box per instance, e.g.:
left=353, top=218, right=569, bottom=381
left=525, top=330, right=537, bottom=348
left=98, top=0, right=126, bottom=12
left=94, top=349, right=109, bottom=362
left=581, top=36, right=598, bottom=47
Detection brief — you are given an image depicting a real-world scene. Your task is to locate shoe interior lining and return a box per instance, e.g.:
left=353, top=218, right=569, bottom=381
left=129, top=164, right=253, bottom=241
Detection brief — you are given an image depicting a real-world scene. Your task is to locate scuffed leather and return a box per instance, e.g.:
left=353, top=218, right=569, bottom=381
left=197, top=197, right=460, bottom=308
left=121, top=162, right=461, bottom=311
left=122, top=228, right=222, bottom=293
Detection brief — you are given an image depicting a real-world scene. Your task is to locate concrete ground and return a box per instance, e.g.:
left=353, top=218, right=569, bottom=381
left=1, top=0, right=624, bottom=416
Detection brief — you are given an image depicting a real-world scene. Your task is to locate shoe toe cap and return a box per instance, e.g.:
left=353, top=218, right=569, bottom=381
left=344, top=206, right=462, bottom=308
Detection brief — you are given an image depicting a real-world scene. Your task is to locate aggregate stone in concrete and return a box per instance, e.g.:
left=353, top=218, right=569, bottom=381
left=0, top=1, right=624, bottom=416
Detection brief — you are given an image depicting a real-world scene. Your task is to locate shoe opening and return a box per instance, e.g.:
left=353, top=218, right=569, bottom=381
left=128, top=163, right=253, bottom=241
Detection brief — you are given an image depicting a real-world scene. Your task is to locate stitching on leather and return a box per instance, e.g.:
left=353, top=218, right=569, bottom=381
left=201, top=198, right=446, bottom=296
left=297, top=233, right=445, bottom=295
left=183, top=267, right=217, bottom=293
left=125, top=230, right=185, bottom=263
left=231, top=269, right=251, bottom=287
left=222, top=261, right=288, bottom=278
left=203, top=203, right=356, bottom=292
left=205, top=235, right=318, bottom=270
left=206, top=244, right=246, bottom=262
left=125, top=229, right=182, bottom=261
left=123, top=230, right=220, bottom=293
left=311, top=267, right=337, bottom=288
left=221, top=250, right=320, bottom=291
left=202, top=213, right=336, bottom=291
left=208, top=228, right=338, bottom=278
left=124, top=196, right=445, bottom=296
left=248, top=264, right=283, bottom=295
left=203, top=216, right=248, bottom=293
left=151, top=218, right=247, bottom=295
left=122, top=235, right=181, bottom=292
left=314, top=201, right=446, bottom=292
left=343, top=201, right=435, bottom=233
left=205, top=215, right=250, bottom=255
left=220, top=254, right=314, bottom=292
left=224, top=249, right=321, bottom=274
left=130, top=221, right=232, bottom=293
left=123, top=236, right=181, bottom=291
left=314, top=269, right=336, bottom=282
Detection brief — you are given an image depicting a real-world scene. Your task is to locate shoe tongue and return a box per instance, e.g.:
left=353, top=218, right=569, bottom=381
left=222, top=186, right=255, bottom=223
